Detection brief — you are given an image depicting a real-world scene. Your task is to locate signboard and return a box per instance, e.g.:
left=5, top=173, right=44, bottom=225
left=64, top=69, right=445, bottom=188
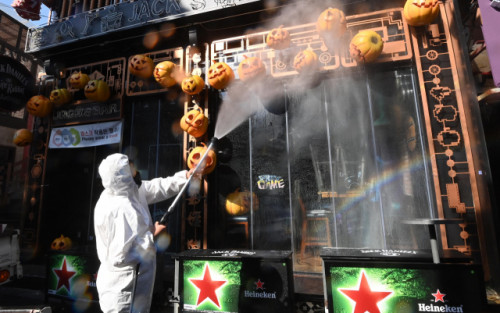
left=479, top=0, right=500, bottom=87
left=0, top=56, right=35, bottom=112
left=26, top=0, right=260, bottom=53
left=49, top=120, right=122, bottom=149
left=52, top=98, right=122, bottom=126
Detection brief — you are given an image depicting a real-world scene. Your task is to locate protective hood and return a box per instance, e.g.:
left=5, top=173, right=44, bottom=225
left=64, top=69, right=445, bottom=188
left=98, top=153, right=136, bottom=195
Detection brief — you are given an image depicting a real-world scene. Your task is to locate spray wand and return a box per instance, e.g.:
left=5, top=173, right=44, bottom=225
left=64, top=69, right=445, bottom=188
left=159, top=137, right=218, bottom=225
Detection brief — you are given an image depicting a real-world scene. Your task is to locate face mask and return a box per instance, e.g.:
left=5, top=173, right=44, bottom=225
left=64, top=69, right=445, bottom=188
left=133, top=170, right=142, bottom=188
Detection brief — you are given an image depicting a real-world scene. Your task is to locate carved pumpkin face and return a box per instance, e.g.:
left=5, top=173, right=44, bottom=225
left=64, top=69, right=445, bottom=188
left=129, top=54, right=154, bottom=79
left=50, top=88, right=72, bottom=107
left=13, top=128, right=33, bottom=146
left=187, top=143, right=217, bottom=175
left=154, top=61, right=178, bottom=88
left=180, top=107, right=209, bottom=138
left=181, top=75, right=205, bottom=95
left=293, top=48, right=318, bottom=73
left=208, top=61, right=235, bottom=90
left=349, top=30, right=384, bottom=64
left=266, top=25, right=291, bottom=50
left=51, top=235, right=72, bottom=251
left=316, top=7, right=347, bottom=38
left=226, top=189, right=259, bottom=216
left=69, top=71, right=90, bottom=89
left=26, top=95, right=52, bottom=117
left=237, top=55, right=266, bottom=82
left=84, top=80, right=110, bottom=102
left=403, top=0, right=440, bottom=26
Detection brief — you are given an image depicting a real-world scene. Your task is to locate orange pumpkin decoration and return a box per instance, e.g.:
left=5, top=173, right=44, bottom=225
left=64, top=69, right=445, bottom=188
left=12, top=128, right=33, bottom=146
left=187, top=143, right=217, bottom=175
left=237, top=55, right=266, bottom=82
left=51, top=235, right=73, bottom=251
left=50, top=88, right=72, bottom=107
left=403, top=0, right=440, bottom=26
left=129, top=54, right=155, bottom=79
left=225, top=189, right=259, bottom=215
left=293, top=48, right=318, bottom=73
left=26, top=95, right=52, bottom=117
left=180, top=107, right=209, bottom=138
left=208, top=61, right=235, bottom=90
left=181, top=75, right=205, bottom=95
left=316, top=7, right=347, bottom=39
left=266, top=25, right=291, bottom=50
left=84, top=80, right=110, bottom=102
left=68, top=71, right=90, bottom=89
left=154, top=61, right=178, bottom=88
left=349, top=30, right=384, bottom=64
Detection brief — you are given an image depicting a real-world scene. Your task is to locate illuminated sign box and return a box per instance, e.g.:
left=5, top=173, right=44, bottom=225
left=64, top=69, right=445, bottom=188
left=175, top=250, right=294, bottom=313
left=321, top=248, right=487, bottom=313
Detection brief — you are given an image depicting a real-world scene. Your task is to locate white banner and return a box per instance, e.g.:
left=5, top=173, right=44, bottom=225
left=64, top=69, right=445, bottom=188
left=49, top=121, right=122, bottom=149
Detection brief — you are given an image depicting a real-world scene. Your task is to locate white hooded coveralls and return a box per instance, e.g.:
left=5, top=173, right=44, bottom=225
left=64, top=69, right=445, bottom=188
left=94, top=153, right=187, bottom=313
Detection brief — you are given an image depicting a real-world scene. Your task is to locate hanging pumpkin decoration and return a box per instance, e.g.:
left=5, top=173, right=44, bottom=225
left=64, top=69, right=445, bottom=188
left=181, top=75, right=205, bottom=95
left=266, top=25, right=291, bottom=50
left=187, top=143, right=217, bottom=175
left=293, top=48, right=318, bottom=73
left=50, top=235, right=73, bottom=251
left=129, top=54, right=155, bottom=79
left=49, top=88, right=72, bottom=107
left=316, top=7, right=347, bottom=39
left=68, top=71, right=90, bottom=89
left=237, top=55, right=266, bottom=82
left=26, top=95, right=52, bottom=117
left=154, top=61, right=178, bottom=88
left=208, top=61, right=235, bottom=90
left=349, top=30, right=384, bottom=64
left=403, top=0, right=440, bottom=26
left=12, top=128, right=33, bottom=146
left=225, top=189, right=259, bottom=216
left=180, top=107, right=209, bottom=138
left=84, top=80, right=110, bottom=102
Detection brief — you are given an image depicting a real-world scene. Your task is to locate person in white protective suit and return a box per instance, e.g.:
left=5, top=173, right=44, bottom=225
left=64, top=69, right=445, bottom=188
left=94, top=153, right=192, bottom=313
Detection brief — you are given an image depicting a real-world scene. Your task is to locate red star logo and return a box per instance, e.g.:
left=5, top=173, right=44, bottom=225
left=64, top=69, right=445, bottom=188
left=255, top=279, right=265, bottom=290
left=432, top=289, right=446, bottom=303
left=339, top=271, right=392, bottom=313
left=53, top=257, right=76, bottom=291
left=189, top=264, right=227, bottom=308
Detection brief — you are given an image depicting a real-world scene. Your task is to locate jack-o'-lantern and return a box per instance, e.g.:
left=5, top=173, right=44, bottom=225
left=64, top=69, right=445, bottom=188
left=51, top=235, right=72, bottom=251
left=266, top=25, right=291, bottom=50
left=225, top=189, right=259, bottom=216
left=154, top=61, right=178, bottom=88
left=316, top=7, right=347, bottom=39
left=237, top=55, right=266, bottom=82
left=50, top=88, right=72, bottom=107
left=349, top=30, right=384, bottom=64
left=84, top=80, right=110, bottom=102
left=293, top=48, right=318, bottom=73
left=26, top=95, right=52, bottom=117
left=180, top=107, right=209, bottom=138
left=181, top=75, right=205, bottom=95
left=12, top=128, right=33, bottom=146
left=187, top=143, right=217, bottom=175
left=208, top=61, right=235, bottom=90
left=403, top=0, right=440, bottom=26
left=69, top=71, right=90, bottom=89
left=129, top=54, right=155, bottom=79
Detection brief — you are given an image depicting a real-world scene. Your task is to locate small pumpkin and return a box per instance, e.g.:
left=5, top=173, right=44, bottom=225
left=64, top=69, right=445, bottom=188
left=316, top=7, right=347, bottom=39
left=237, top=55, right=266, bottom=82
left=26, top=95, right=52, bottom=117
left=129, top=54, right=155, bottom=79
left=187, top=143, right=217, bottom=175
left=181, top=75, right=205, bottom=95
left=154, top=61, right=178, bottom=88
left=50, top=88, right=72, bottom=107
left=68, top=71, right=90, bottom=89
left=84, top=80, right=110, bottom=102
left=208, top=61, right=235, bottom=90
left=403, top=0, right=440, bottom=26
left=293, top=48, right=318, bottom=73
left=225, top=189, right=259, bottom=216
left=180, top=107, right=209, bottom=138
left=12, top=128, right=33, bottom=146
left=266, top=25, right=291, bottom=50
left=51, top=235, right=73, bottom=251
left=349, top=30, right=384, bottom=64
